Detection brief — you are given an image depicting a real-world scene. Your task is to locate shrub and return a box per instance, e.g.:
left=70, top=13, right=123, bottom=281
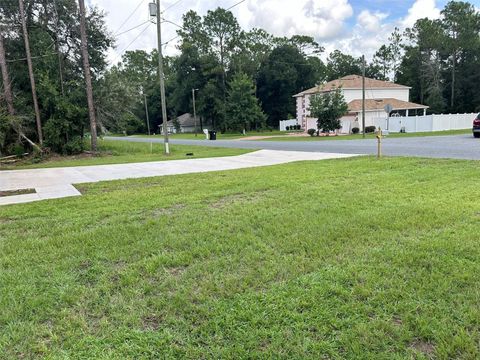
left=352, top=127, right=360, bottom=134
left=365, top=126, right=376, bottom=133
left=64, top=137, right=85, bottom=155
left=286, top=126, right=290, bottom=131
left=296, top=124, right=301, bottom=130
left=307, top=128, right=317, bottom=137
left=119, top=113, right=145, bottom=135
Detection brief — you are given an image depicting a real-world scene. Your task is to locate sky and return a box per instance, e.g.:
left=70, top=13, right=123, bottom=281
left=87, top=0, right=477, bottom=65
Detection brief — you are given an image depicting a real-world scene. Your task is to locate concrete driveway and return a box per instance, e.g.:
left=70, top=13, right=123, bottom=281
left=106, top=134, right=480, bottom=160
left=0, top=150, right=358, bottom=206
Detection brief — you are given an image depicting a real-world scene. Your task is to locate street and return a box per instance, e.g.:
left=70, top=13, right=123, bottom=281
left=106, top=134, right=480, bottom=160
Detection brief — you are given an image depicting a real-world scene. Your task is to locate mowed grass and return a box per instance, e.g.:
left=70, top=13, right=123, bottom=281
left=1, top=157, right=480, bottom=358
left=1, top=139, right=253, bottom=170
left=133, top=130, right=299, bottom=140
left=261, top=129, right=473, bottom=141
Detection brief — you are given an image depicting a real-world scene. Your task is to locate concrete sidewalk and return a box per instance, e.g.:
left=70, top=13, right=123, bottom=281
left=0, top=150, right=359, bottom=206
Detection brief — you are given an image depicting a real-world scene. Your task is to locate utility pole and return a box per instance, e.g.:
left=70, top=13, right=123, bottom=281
left=362, top=55, right=366, bottom=138
left=143, top=89, right=151, bottom=135
left=192, top=88, right=198, bottom=137
left=0, top=29, right=15, bottom=116
left=154, top=0, right=170, bottom=154
left=78, top=0, right=98, bottom=151
left=19, top=0, right=43, bottom=146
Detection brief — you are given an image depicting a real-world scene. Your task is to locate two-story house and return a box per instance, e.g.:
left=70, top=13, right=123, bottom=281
left=294, top=75, right=428, bottom=133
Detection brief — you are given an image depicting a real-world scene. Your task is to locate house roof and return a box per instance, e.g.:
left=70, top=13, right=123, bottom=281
left=294, top=75, right=410, bottom=97
left=166, top=113, right=197, bottom=127
left=347, top=98, right=428, bottom=112
left=176, top=113, right=196, bottom=127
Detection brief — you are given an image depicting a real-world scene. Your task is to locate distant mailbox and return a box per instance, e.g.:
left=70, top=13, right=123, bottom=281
left=384, top=104, right=393, bottom=115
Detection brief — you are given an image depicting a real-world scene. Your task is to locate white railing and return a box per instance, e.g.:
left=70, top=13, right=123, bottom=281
left=374, top=113, right=477, bottom=133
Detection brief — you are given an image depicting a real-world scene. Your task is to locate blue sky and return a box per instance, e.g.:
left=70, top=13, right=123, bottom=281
left=88, top=0, right=480, bottom=64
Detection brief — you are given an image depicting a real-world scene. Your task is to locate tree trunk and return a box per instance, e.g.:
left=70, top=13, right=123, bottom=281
left=78, top=0, right=98, bottom=151
left=19, top=0, right=43, bottom=145
left=0, top=30, right=15, bottom=116
left=53, top=0, right=65, bottom=97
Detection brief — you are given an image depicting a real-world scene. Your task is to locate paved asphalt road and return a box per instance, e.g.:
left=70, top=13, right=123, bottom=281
left=106, top=134, right=480, bottom=160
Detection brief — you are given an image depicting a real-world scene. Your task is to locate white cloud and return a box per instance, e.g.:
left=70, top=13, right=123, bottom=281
left=402, top=0, right=441, bottom=28
left=245, top=0, right=353, bottom=40
left=89, top=0, right=355, bottom=63
left=357, top=10, right=388, bottom=33
left=87, top=0, right=447, bottom=66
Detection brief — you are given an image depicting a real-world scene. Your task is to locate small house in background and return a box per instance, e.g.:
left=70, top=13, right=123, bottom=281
left=293, top=75, right=428, bottom=133
left=160, top=113, right=201, bottom=134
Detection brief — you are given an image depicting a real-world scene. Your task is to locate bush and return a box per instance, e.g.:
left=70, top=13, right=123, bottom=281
left=365, top=126, right=376, bottom=134
left=352, top=127, right=360, bottom=134
left=118, top=113, right=145, bottom=135
left=307, top=128, right=317, bottom=137
left=286, top=126, right=290, bottom=131
left=64, top=137, right=85, bottom=155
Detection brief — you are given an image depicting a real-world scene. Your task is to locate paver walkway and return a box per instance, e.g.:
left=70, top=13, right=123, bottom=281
left=0, top=150, right=359, bottom=206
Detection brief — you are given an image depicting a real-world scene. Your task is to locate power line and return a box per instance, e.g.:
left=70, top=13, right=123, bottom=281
left=161, top=18, right=182, bottom=28
left=114, top=0, right=146, bottom=35
left=162, top=34, right=179, bottom=46
left=162, top=0, right=183, bottom=13
left=113, top=23, right=152, bottom=63
left=160, top=0, right=246, bottom=47
left=116, top=20, right=151, bottom=37
left=6, top=52, right=57, bottom=63
left=227, top=0, right=246, bottom=10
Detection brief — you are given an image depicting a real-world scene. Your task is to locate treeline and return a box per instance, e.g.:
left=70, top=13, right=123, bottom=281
left=0, top=1, right=479, bottom=156
left=0, top=0, right=111, bottom=156
left=105, top=1, right=480, bottom=137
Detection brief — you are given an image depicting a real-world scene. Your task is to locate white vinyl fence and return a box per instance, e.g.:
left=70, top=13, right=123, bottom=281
left=374, top=113, right=477, bottom=133
left=279, top=119, right=298, bottom=131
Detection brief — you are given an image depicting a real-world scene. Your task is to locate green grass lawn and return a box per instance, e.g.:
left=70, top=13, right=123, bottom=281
left=262, top=129, right=473, bottom=141
left=1, top=139, right=253, bottom=170
left=133, top=130, right=299, bottom=140
left=2, top=157, right=480, bottom=358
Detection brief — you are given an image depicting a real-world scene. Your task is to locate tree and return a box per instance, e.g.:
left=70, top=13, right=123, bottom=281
left=441, top=1, right=480, bottom=111
left=203, top=7, right=241, bottom=117
left=78, top=0, right=98, bottom=151
left=226, top=73, right=266, bottom=132
left=309, top=87, right=348, bottom=134
left=388, top=27, right=403, bottom=82
left=197, top=78, right=225, bottom=131
left=19, top=0, right=43, bottom=145
left=326, top=50, right=362, bottom=80
left=0, top=29, right=15, bottom=116
left=373, top=45, right=392, bottom=80
left=257, top=45, right=316, bottom=127
left=288, top=35, right=324, bottom=56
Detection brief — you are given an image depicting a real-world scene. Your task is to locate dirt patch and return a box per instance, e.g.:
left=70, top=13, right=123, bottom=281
left=0, top=189, right=36, bottom=197
left=151, top=204, right=186, bottom=217
left=142, top=314, right=163, bottom=331
left=410, top=339, right=435, bottom=357
left=208, top=190, right=271, bottom=209
left=165, top=266, right=186, bottom=277
left=392, top=317, right=403, bottom=326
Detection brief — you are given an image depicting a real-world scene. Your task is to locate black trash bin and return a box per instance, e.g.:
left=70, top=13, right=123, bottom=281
left=209, top=130, right=217, bottom=140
